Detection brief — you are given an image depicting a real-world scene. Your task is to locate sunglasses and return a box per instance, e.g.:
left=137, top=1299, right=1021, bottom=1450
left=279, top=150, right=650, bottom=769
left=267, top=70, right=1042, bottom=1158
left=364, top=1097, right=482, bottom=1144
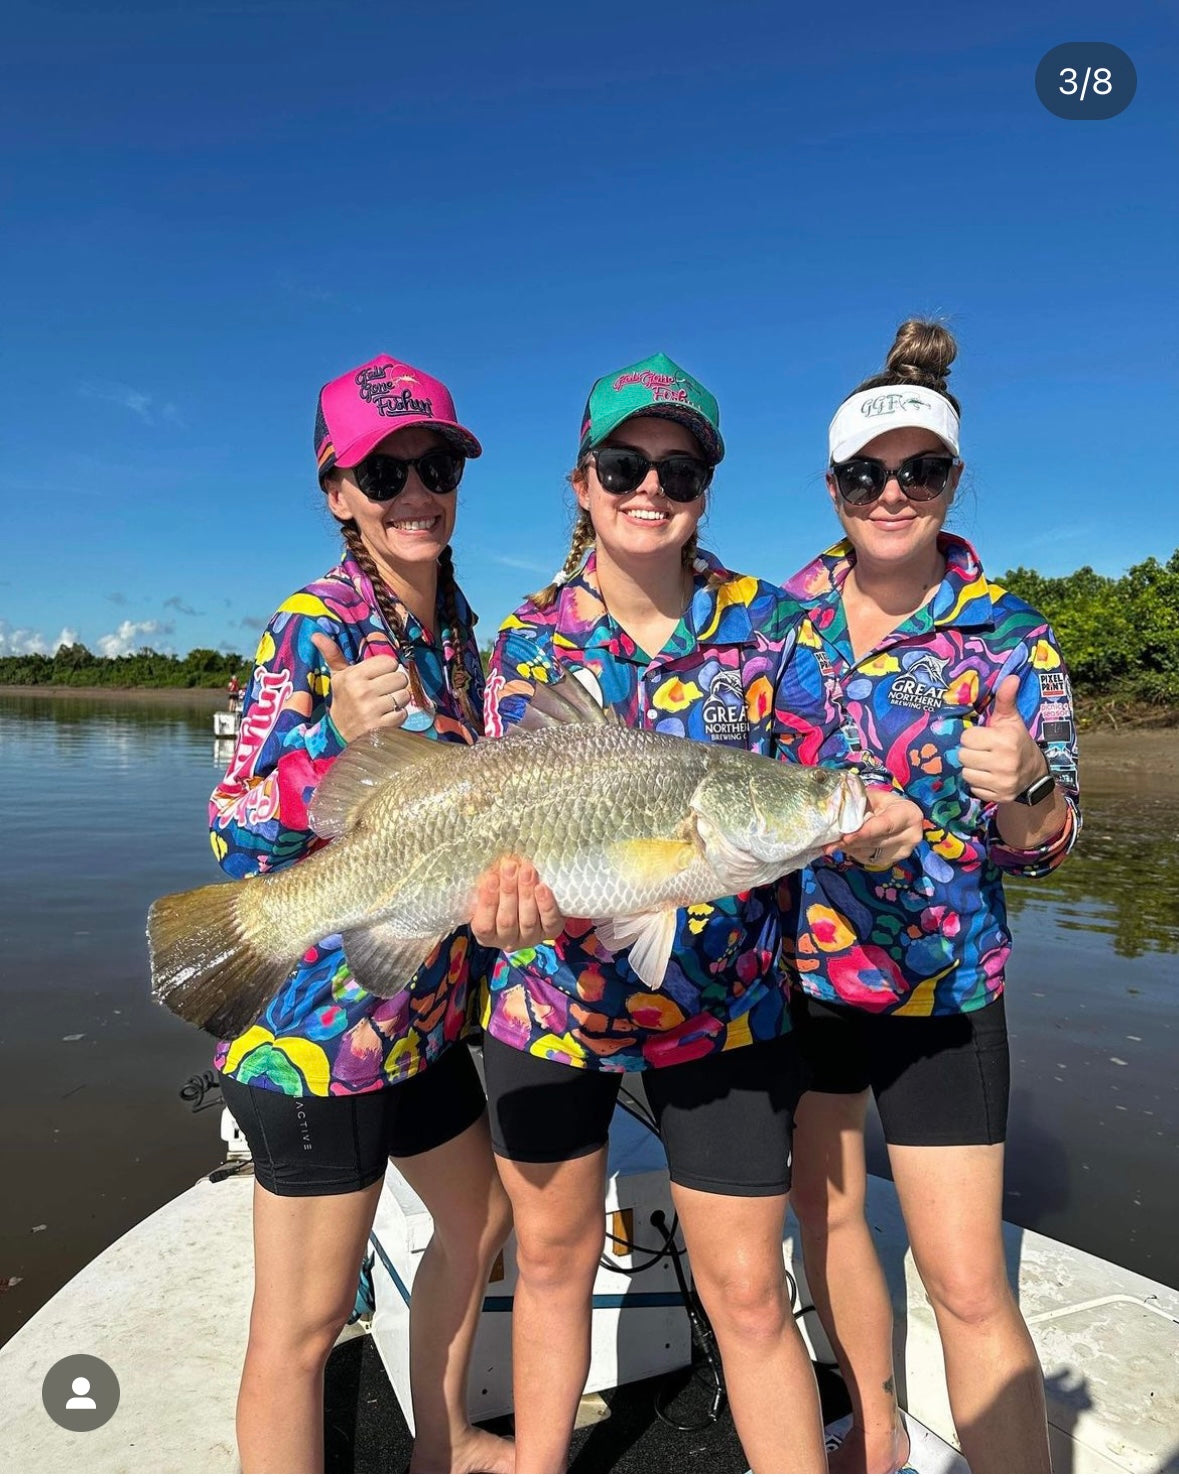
left=829, top=452, right=957, bottom=506
left=591, top=446, right=713, bottom=504
left=353, top=448, right=465, bottom=502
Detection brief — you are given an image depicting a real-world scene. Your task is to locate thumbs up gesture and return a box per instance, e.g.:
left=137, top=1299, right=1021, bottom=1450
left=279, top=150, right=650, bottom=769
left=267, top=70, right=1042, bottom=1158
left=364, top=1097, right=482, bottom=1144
left=310, top=633, right=412, bottom=743
left=959, top=675, right=1047, bottom=804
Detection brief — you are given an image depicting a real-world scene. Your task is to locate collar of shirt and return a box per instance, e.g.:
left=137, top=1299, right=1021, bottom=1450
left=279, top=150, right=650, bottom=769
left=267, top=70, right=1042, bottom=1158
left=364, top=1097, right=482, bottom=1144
left=553, top=546, right=756, bottom=668
left=783, top=532, right=995, bottom=667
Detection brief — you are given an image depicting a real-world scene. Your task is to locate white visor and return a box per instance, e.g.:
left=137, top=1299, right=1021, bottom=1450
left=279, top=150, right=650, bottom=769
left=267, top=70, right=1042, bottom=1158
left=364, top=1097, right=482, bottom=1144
left=828, top=386, right=960, bottom=464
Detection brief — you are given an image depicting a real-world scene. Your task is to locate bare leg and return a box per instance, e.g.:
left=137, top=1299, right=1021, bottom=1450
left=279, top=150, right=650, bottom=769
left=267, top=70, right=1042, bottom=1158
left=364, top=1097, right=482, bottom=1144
left=672, top=1181, right=827, bottom=1474
left=395, top=1113, right=515, bottom=1475
left=790, top=1090, right=908, bottom=1474
left=237, top=1178, right=382, bottom=1474
left=494, top=1149, right=608, bottom=1474
left=890, top=1143, right=1050, bottom=1474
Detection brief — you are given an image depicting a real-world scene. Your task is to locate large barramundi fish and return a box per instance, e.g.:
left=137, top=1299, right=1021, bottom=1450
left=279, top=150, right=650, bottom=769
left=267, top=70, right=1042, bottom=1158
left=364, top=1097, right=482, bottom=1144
left=148, top=674, right=867, bottom=1038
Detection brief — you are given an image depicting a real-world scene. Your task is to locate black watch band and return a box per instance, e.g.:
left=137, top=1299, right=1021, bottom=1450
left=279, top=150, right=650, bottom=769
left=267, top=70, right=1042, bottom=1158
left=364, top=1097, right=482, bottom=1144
left=1014, top=749, right=1056, bottom=807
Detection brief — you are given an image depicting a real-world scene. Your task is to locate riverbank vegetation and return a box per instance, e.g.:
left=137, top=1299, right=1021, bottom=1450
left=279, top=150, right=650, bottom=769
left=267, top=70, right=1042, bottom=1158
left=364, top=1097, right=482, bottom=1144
left=3, top=552, right=1177, bottom=724
left=999, top=551, right=1179, bottom=727
left=0, top=645, right=247, bottom=690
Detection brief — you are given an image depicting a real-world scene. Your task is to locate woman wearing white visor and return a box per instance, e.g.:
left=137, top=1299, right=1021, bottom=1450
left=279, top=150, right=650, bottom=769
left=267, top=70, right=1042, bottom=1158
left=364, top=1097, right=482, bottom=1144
left=779, top=320, right=1081, bottom=1473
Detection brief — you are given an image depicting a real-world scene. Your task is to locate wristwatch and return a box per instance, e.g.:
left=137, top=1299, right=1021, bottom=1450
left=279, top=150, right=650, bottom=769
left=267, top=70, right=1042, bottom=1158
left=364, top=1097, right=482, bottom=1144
left=1014, top=747, right=1056, bottom=807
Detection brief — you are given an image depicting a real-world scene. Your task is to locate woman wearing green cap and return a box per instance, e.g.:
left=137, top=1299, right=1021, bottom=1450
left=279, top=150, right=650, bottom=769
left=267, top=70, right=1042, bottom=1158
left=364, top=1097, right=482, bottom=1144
left=471, top=353, right=924, bottom=1473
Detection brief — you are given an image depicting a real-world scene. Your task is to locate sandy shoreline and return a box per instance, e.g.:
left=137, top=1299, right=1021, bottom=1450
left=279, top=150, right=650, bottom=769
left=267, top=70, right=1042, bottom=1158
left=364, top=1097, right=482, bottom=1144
left=3, top=684, right=1176, bottom=775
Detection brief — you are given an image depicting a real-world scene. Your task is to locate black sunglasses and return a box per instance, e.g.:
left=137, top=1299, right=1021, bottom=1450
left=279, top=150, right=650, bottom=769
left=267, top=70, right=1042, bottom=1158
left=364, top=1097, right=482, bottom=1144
left=353, top=448, right=465, bottom=502
left=830, top=452, right=958, bottom=506
left=591, top=446, right=713, bottom=504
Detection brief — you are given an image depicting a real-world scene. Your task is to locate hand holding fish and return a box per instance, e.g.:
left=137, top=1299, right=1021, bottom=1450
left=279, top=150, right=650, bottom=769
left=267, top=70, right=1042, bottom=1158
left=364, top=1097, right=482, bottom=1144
left=836, top=789, right=924, bottom=869
left=471, top=854, right=568, bottom=950
left=310, top=634, right=411, bottom=742
left=959, top=676, right=1045, bottom=804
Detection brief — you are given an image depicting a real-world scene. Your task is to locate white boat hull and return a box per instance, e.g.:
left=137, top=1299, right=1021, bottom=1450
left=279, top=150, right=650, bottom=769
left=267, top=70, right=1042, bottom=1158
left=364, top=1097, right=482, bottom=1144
left=0, top=1133, right=1175, bottom=1473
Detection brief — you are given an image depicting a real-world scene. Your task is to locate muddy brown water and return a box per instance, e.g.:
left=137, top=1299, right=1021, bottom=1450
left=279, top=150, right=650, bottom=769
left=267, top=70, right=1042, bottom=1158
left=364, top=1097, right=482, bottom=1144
left=0, top=691, right=1175, bottom=1351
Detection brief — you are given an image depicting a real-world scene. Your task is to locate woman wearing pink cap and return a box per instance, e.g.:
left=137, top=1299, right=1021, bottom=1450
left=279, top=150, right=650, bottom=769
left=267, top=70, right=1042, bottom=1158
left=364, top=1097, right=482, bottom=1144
left=780, top=321, right=1081, bottom=1473
left=209, top=355, right=512, bottom=1474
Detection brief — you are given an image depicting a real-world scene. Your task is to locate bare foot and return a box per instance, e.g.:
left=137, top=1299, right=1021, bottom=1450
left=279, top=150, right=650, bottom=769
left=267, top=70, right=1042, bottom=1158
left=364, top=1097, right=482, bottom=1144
left=410, top=1426, right=515, bottom=1474
left=828, top=1419, right=910, bottom=1475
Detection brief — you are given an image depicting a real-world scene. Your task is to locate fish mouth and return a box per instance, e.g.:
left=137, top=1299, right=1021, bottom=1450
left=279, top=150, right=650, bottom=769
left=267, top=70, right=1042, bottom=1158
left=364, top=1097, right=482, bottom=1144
left=836, top=772, right=869, bottom=833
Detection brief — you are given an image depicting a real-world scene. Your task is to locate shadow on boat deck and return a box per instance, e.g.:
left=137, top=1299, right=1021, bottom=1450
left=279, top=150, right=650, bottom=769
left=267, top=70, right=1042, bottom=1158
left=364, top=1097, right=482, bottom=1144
left=323, top=1334, right=852, bottom=1474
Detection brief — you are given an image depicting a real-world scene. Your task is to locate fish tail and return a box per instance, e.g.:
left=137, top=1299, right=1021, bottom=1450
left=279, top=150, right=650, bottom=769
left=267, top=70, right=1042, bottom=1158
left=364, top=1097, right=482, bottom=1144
left=147, top=881, right=296, bottom=1040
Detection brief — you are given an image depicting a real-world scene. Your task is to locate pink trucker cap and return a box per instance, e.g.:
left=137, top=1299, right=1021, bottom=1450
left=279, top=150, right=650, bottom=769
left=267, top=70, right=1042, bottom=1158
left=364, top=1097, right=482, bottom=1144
left=314, top=354, right=482, bottom=481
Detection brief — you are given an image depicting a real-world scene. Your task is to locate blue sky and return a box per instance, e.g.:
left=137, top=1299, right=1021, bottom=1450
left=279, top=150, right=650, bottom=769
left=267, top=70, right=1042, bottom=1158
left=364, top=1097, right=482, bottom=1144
left=2, top=0, right=1176, bottom=659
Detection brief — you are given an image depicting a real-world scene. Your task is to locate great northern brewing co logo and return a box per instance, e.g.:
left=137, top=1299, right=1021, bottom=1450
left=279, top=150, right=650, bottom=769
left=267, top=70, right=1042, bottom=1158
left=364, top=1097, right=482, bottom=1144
left=702, top=670, right=749, bottom=743
left=888, top=652, right=949, bottom=712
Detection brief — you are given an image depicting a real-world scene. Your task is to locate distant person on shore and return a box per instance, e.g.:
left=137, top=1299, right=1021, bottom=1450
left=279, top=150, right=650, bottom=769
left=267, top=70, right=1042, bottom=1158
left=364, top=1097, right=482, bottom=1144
left=208, top=355, right=512, bottom=1475
left=471, top=352, right=924, bottom=1474
left=780, top=320, right=1081, bottom=1473
left=226, top=673, right=240, bottom=709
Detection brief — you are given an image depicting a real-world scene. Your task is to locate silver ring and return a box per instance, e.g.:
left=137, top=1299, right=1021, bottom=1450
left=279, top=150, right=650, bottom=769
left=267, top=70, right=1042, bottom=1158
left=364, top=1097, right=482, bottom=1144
left=869, top=847, right=883, bottom=863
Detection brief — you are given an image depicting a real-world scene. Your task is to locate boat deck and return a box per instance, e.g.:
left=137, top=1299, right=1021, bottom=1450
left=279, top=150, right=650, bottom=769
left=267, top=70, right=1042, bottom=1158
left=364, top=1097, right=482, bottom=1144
left=1, top=1162, right=1175, bottom=1473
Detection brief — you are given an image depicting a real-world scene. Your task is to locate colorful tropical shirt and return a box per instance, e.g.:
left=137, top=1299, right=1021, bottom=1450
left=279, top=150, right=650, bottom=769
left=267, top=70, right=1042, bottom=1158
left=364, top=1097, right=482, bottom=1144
left=778, top=534, right=1082, bottom=1017
left=210, top=552, right=488, bottom=1096
left=482, top=547, right=884, bottom=1073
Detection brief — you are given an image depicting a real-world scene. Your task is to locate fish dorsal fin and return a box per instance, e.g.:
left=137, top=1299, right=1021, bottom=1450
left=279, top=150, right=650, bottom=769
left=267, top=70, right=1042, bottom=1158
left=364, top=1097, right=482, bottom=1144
left=309, top=727, right=441, bottom=839
left=515, top=668, right=620, bottom=733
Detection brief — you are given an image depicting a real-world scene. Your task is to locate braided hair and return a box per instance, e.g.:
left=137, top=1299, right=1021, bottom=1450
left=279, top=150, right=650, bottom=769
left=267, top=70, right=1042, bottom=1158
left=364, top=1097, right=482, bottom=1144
left=338, top=520, right=431, bottom=711
left=530, top=508, right=596, bottom=610
left=436, top=543, right=482, bottom=729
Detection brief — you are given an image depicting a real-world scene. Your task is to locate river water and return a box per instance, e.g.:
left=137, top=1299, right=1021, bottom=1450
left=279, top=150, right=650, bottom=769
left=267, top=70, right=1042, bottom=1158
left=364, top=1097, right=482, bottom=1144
left=1, top=693, right=1176, bottom=1349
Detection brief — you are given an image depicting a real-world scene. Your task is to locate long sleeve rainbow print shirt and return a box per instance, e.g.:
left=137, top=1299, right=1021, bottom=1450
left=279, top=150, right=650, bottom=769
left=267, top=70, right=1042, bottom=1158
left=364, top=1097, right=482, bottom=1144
left=209, top=553, right=487, bottom=1096
left=778, top=534, right=1082, bottom=1017
left=481, top=547, right=886, bottom=1073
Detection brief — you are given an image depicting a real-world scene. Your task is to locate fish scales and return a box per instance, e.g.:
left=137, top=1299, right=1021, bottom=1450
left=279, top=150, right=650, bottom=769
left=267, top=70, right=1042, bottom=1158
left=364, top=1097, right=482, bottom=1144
left=269, top=725, right=714, bottom=939
left=148, top=676, right=867, bottom=1037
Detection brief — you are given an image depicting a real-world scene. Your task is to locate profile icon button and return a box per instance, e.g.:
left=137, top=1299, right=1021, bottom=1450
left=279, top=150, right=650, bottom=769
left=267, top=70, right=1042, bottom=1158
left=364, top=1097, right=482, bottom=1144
left=67, top=1377, right=97, bottom=1410
left=42, top=1354, right=119, bottom=1431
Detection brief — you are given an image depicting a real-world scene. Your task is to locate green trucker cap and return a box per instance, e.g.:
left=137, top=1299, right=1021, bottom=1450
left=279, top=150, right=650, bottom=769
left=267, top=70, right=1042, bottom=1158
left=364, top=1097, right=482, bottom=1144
left=577, top=352, right=724, bottom=465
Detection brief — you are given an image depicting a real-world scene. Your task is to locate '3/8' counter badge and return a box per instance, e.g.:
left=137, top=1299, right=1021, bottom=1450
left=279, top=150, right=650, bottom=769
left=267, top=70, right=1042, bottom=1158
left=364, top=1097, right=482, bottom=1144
left=1036, top=43, right=1137, bottom=120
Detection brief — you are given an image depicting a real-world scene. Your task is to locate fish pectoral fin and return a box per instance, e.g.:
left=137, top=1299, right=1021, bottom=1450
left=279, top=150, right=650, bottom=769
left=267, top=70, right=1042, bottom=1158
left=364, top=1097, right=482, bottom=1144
left=309, top=728, right=441, bottom=839
left=692, top=811, right=773, bottom=892
left=517, top=668, right=620, bottom=731
left=607, top=837, right=699, bottom=887
left=340, top=923, right=444, bottom=995
left=593, top=909, right=679, bottom=990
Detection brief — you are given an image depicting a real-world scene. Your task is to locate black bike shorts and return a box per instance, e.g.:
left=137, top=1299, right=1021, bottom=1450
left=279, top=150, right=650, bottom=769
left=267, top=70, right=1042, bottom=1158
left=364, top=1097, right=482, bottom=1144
left=789, top=992, right=1010, bottom=1146
left=219, top=1040, right=487, bottom=1197
left=482, top=1032, right=806, bottom=1197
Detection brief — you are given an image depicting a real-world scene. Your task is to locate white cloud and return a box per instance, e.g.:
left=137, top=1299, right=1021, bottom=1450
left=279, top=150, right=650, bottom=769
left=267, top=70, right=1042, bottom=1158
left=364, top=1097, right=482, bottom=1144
left=81, top=381, right=186, bottom=428
left=0, top=621, right=80, bottom=656
left=96, top=619, right=174, bottom=658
